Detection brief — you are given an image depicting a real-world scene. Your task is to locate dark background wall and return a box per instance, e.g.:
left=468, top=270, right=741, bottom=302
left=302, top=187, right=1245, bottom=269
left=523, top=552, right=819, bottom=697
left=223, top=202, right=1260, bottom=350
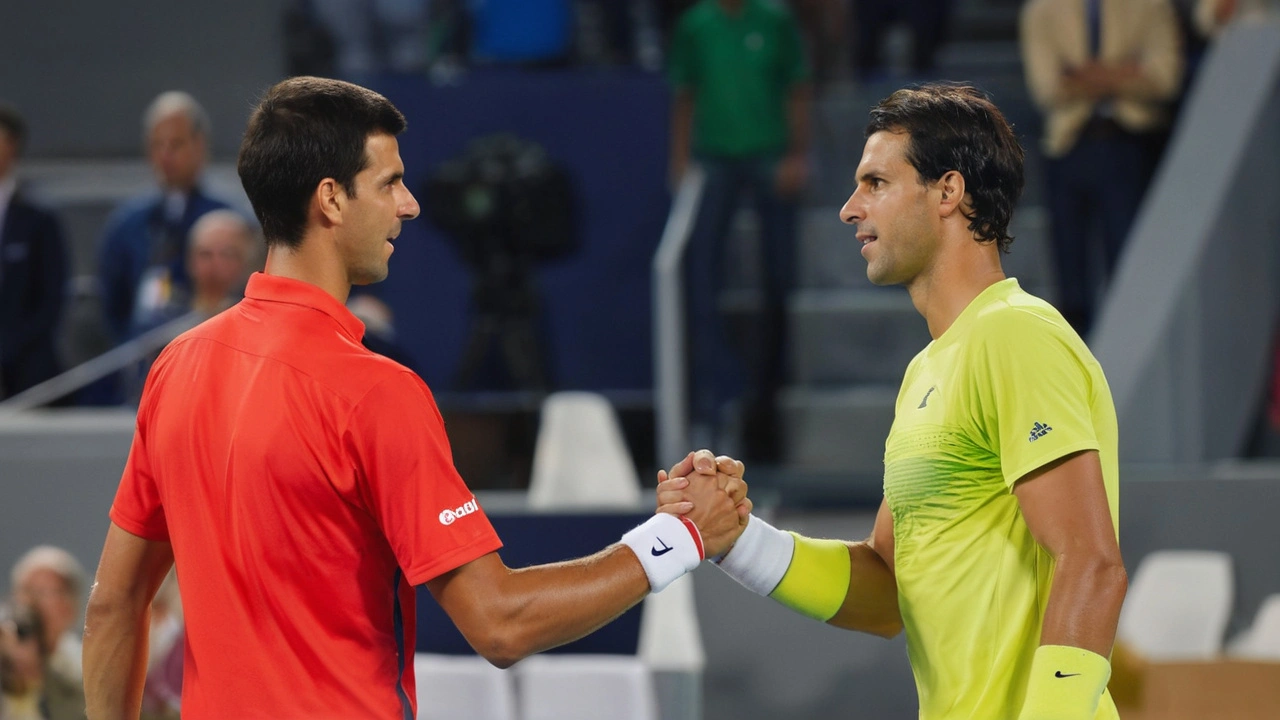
left=370, top=71, right=670, bottom=392
left=0, top=0, right=287, bottom=159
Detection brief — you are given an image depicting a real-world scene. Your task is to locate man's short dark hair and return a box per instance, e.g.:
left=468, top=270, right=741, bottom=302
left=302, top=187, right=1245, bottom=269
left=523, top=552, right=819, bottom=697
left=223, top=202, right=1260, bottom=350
left=237, top=77, right=407, bottom=249
left=866, top=83, right=1024, bottom=252
left=0, top=104, right=28, bottom=153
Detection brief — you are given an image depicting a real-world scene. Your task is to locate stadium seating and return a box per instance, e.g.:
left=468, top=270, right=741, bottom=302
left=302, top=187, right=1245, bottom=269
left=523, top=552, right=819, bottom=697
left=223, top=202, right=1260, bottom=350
left=1117, top=550, right=1234, bottom=659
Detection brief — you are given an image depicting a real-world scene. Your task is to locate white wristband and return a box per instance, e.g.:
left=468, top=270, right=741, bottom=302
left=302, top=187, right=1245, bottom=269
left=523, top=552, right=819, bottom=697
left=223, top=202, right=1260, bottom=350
left=715, top=513, right=794, bottom=596
left=621, top=513, right=704, bottom=593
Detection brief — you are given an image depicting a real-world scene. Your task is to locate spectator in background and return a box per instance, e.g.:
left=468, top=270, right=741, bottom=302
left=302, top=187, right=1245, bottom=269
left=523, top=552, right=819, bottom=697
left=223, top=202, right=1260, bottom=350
left=1196, top=0, right=1279, bottom=38
left=0, top=601, right=85, bottom=720
left=0, top=105, right=70, bottom=402
left=123, top=209, right=256, bottom=404
left=131, top=209, right=257, bottom=337
left=1, top=601, right=46, bottom=720
left=9, top=547, right=86, bottom=685
left=139, top=572, right=182, bottom=720
left=789, top=0, right=846, bottom=89
left=310, top=0, right=430, bottom=78
left=348, top=293, right=417, bottom=370
left=97, top=92, right=231, bottom=347
left=669, top=0, right=811, bottom=462
left=1021, top=0, right=1183, bottom=337
left=851, top=0, right=954, bottom=80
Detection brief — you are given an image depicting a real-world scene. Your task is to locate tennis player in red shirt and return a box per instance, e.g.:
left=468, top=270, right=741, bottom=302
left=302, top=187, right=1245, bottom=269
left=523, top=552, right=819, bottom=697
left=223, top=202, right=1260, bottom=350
left=82, top=76, right=750, bottom=720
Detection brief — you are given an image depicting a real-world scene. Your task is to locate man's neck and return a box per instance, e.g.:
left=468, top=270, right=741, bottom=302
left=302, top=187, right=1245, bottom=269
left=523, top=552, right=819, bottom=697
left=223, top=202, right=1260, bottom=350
left=906, top=235, right=1006, bottom=340
left=263, top=237, right=352, bottom=305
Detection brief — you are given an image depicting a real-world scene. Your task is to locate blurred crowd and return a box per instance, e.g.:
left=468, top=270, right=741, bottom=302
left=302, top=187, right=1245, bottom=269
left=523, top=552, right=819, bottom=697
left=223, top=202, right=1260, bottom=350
left=3, top=0, right=1278, bottom=448
left=0, top=2, right=1278, bottom=717
left=1, top=545, right=181, bottom=720
left=2, top=0, right=1276, bottom=432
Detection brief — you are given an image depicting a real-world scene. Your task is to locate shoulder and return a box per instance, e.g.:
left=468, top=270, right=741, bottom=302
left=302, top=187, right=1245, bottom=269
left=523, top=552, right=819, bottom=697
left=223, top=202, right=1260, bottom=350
left=965, top=297, right=1101, bottom=384
left=190, top=188, right=232, bottom=214
left=8, top=191, right=54, bottom=219
left=4, top=196, right=59, bottom=236
left=966, top=293, right=1085, bottom=357
left=103, top=195, right=158, bottom=233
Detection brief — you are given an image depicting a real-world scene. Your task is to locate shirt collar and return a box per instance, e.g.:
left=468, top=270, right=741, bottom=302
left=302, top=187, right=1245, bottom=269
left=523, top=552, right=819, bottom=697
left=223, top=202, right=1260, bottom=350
left=244, top=272, right=367, bottom=341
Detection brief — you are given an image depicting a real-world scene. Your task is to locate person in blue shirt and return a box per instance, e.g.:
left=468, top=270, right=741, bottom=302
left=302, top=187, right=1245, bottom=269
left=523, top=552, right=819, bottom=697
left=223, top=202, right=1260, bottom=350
left=97, top=91, right=231, bottom=345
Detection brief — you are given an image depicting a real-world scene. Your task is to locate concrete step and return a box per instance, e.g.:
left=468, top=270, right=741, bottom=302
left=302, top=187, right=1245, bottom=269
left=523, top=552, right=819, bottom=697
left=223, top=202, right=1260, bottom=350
left=789, top=288, right=928, bottom=385
left=780, top=385, right=897, bottom=476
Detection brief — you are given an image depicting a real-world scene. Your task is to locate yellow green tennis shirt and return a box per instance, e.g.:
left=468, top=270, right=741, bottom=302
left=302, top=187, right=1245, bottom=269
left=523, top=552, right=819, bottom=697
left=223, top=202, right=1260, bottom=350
left=883, top=279, right=1120, bottom=719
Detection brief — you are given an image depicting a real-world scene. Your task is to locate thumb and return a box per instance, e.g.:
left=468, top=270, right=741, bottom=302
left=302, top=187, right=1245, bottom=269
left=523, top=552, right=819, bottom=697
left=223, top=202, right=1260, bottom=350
left=693, top=449, right=716, bottom=474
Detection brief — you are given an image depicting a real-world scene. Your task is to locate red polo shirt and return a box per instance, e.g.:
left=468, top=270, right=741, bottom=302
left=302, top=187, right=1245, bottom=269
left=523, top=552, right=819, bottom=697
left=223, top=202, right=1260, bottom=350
left=111, top=273, right=502, bottom=720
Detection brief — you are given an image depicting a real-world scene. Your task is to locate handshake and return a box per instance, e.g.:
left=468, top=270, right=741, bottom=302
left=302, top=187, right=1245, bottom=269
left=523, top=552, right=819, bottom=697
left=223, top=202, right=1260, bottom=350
left=620, top=449, right=752, bottom=594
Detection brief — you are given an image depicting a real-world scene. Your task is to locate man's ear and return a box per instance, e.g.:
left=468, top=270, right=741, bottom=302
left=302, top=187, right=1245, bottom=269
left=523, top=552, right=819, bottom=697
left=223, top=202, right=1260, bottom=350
left=937, top=170, right=968, bottom=219
left=315, top=178, right=345, bottom=227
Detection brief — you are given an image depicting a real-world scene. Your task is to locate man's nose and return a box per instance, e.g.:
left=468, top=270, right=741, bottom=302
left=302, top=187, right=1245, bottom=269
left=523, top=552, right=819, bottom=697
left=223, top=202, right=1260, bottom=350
left=400, top=189, right=421, bottom=220
left=839, top=189, right=863, bottom=225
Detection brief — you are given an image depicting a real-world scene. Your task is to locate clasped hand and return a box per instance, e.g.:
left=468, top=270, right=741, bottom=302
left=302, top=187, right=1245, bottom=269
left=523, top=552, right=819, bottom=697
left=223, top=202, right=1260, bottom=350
left=654, top=449, right=751, bottom=558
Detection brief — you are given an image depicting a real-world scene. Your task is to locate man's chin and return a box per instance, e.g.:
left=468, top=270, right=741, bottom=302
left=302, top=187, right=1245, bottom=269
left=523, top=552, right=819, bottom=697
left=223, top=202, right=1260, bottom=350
left=351, top=267, right=390, bottom=286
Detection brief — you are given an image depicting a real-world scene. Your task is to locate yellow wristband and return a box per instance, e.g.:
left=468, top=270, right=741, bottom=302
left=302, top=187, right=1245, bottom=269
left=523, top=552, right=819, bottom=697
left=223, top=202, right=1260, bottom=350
left=767, top=533, right=851, bottom=622
left=1018, top=644, right=1111, bottom=720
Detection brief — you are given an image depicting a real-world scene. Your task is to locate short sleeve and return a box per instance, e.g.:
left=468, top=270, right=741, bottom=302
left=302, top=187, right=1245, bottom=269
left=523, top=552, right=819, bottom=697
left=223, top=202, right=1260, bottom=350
left=346, top=372, right=502, bottom=585
left=110, top=395, right=170, bottom=541
left=972, top=312, right=1100, bottom=489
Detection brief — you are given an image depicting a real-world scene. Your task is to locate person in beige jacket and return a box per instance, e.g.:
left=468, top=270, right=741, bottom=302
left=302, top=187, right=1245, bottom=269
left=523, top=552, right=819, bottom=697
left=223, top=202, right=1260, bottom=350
left=1020, top=0, right=1183, bottom=336
left=1196, top=0, right=1280, bottom=39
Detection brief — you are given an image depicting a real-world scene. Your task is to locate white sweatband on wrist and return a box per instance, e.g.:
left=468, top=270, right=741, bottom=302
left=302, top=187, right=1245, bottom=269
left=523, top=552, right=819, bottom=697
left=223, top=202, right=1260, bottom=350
left=715, top=513, right=795, bottom=596
left=620, top=513, right=704, bottom=593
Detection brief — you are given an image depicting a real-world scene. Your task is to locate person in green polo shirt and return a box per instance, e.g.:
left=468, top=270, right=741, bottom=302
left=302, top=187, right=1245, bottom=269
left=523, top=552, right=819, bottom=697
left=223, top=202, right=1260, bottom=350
left=668, top=0, right=812, bottom=462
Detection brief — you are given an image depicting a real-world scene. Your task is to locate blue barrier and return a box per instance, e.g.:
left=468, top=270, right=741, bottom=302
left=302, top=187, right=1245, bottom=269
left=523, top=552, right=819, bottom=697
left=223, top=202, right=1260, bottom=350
left=416, top=511, right=651, bottom=655
left=369, top=70, right=671, bottom=394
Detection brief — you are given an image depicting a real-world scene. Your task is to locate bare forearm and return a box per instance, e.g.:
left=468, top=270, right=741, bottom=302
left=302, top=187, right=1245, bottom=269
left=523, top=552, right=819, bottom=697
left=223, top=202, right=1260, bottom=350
left=83, top=599, right=151, bottom=720
left=464, top=547, right=649, bottom=667
left=826, top=542, right=902, bottom=637
left=786, top=84, right=813, bottom=156
left=1039, top=552, right=1128, bottom=656
left=670, top=92, right=694, bottom=173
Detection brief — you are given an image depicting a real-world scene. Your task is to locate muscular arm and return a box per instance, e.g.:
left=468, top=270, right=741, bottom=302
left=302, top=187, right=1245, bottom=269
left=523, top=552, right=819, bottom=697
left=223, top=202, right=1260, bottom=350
left=426, top=547, right=649, bottom=668
left=1014, top=450, right=1127, bottom=656
left=431, top=451, right=746, bottom=669
left=83, top=523, right=175, bottom=720
left=663, top=467, right=902, bottom=639
left=826, top=499, right=902, bottom=638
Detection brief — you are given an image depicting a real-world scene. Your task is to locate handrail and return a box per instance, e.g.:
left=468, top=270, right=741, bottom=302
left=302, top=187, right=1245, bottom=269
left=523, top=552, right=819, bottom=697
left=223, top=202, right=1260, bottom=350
left=0, top=312, right=203, bottom=412
left=652, top=166, right=706, bottom=470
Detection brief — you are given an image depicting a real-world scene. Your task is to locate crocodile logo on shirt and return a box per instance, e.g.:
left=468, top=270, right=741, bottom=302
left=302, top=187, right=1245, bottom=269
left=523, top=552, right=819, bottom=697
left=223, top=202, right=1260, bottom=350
left=1028, top=422, right=1053, bottom=442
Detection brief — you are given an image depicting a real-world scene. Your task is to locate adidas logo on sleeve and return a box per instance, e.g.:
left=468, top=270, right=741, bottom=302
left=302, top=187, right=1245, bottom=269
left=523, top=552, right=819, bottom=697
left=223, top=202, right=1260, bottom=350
left=1028, top=422, right=1053, bottom=442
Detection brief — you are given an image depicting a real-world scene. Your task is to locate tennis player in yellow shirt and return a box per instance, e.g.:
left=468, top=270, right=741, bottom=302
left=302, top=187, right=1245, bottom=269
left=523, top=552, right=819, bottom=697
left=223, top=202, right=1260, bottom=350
left=660, top=83, right=1127, bottom=719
